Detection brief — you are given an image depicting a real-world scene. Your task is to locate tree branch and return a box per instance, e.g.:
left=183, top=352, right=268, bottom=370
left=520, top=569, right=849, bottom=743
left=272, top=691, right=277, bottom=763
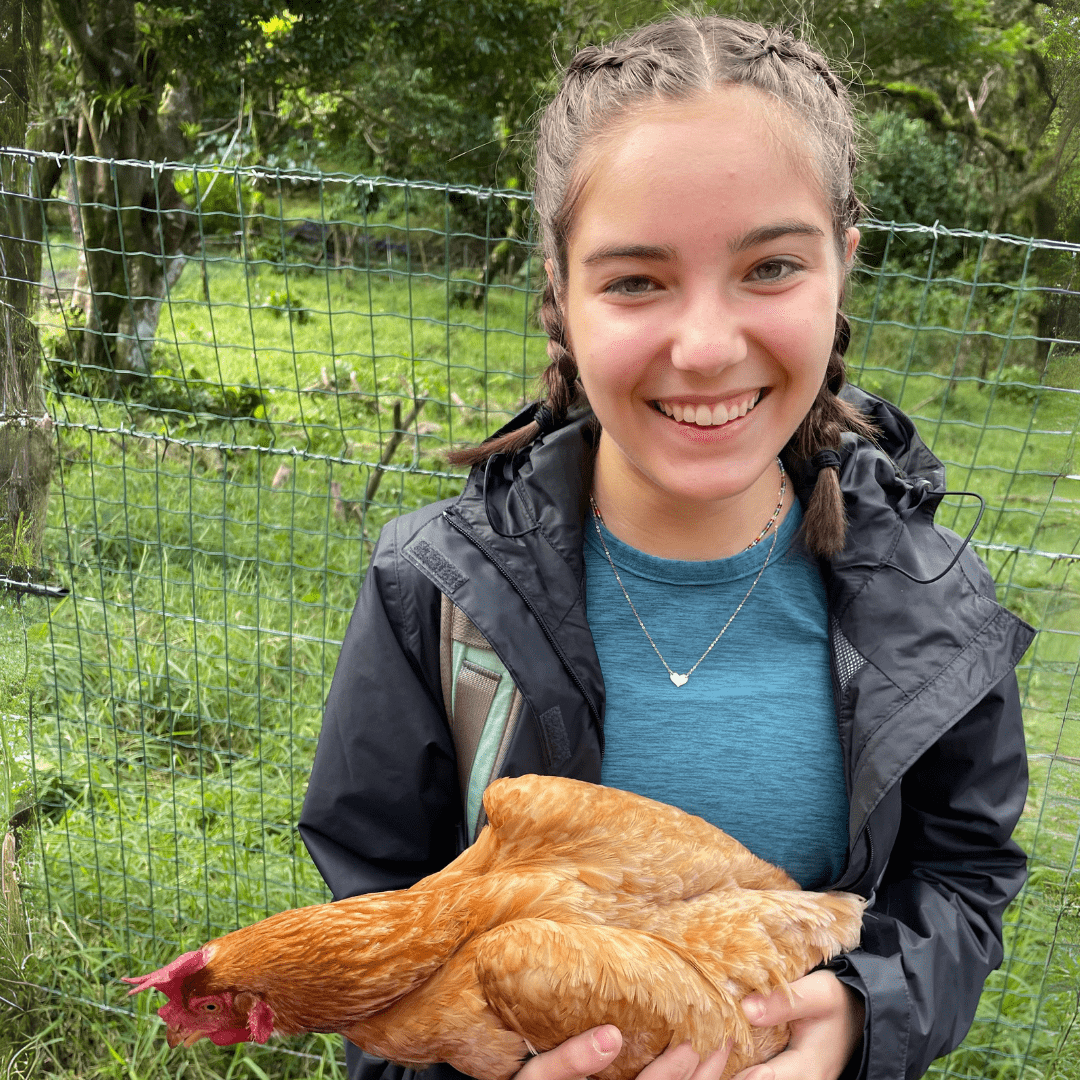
left=863, top=79, right=1027, bottom=169
left=364, top=397, right=427, bottom=505
left=46, top=0, right=112, bottom=83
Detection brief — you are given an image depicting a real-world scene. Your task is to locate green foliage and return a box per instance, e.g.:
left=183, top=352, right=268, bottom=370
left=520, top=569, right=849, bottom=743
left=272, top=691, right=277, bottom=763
left=137, top=0, right=562, bottom=186
left=0, top=603, right=40, bottom=831
left=1036, top=0, right=1080, bottom=241
left=85, top=84, right=154, bottom=133
left=126, top=366, right=270, bottom=427
left=861, top=111, right=988, bottom=231
left=0, top=514, right=36, bottom=576
left=0, top=601, right=44, bottom=1079
left=262, top=288, right=310, bottom=323
left=173, top=170, right=264, bottom=236
left=991, top=364, right=1043, bottom=406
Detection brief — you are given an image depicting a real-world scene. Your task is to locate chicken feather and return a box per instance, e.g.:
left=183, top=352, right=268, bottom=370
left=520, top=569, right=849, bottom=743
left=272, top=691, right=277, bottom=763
left=125, top=775, right=865, bottom=1080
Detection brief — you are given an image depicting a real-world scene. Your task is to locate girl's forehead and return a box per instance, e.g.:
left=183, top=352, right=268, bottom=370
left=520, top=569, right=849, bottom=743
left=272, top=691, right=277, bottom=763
left=570, top=86, right=829, bottom=241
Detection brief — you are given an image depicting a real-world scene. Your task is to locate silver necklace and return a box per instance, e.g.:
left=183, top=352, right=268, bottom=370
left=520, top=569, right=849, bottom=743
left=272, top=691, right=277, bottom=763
left=589, top=460, right=786, bottom=688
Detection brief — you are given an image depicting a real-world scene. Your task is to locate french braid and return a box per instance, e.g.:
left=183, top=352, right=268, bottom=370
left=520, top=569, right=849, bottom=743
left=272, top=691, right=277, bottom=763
left=793, top=310, right=877, bottom=555
left=537, top=277, right=580, bottom=421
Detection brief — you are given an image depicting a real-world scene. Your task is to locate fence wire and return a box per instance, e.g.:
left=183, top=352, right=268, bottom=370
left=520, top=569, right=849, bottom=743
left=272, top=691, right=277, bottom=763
left=2, top=152, right=1079, bottom=1078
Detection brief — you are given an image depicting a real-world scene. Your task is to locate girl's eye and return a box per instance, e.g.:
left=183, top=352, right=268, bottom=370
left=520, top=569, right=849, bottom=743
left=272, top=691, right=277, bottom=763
left=748, top=259, right=798, bottom=283
left=605, top=276, right=656, bottom=296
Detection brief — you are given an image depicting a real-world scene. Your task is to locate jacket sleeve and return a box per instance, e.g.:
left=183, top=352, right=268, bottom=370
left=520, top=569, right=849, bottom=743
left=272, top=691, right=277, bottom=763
left=834, top=671, right=1029, bottom=1080
left=298, top=513, right=463, bottom=902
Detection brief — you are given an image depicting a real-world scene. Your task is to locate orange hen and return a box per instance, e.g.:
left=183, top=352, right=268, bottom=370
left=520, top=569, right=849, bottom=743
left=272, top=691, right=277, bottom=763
left=125, top=775, right=864, bottom=1080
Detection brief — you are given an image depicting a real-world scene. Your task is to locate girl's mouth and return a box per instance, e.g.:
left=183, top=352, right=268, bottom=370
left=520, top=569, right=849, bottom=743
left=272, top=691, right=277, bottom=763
left=653, top=391, right=762, bottom=428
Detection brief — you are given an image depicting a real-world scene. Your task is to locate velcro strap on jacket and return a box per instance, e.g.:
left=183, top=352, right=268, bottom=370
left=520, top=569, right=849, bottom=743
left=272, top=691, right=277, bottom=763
left=440, top=593, right=524, bottom=843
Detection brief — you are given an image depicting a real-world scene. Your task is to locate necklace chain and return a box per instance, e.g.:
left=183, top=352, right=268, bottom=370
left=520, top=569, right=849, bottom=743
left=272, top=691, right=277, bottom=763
left=589, top=459, right=786, bottom=688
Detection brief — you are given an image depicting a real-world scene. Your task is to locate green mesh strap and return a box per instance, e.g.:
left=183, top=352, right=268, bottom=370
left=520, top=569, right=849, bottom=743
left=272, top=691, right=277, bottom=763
left=439, top=593, right=524, bottom=843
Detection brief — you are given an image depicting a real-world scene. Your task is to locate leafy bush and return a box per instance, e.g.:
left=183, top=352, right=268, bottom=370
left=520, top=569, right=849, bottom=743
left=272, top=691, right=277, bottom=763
left=173, top=169, right=264, bottom=236
left=990, top=364, right=1043, bottom=406
left=859, top=110, right=990, bottom=271
left=126, top=366, right=268, bottom=424
left=262, top=288, right=311, bottom=323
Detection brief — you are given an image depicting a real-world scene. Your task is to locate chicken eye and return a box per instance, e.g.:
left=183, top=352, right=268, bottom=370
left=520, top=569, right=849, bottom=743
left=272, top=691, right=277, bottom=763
left=202, top=1003, right=217, bottom=1011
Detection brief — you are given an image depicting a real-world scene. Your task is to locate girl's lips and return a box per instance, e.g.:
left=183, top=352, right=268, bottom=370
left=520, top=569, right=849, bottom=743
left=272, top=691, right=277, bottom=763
left=653, top=390, right=762, bottom=427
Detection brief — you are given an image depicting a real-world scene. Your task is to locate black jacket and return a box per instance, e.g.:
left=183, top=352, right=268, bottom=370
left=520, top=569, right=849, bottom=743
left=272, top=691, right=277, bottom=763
left=299, top=387, right=1034, bottom=1080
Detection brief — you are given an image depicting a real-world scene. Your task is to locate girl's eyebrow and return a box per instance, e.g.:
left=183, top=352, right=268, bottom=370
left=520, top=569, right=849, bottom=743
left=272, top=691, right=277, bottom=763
left=579, top=224, right=825, bottom=266
left=581, top=243, right=678, bottom=265
left=730, top=221, right=825, bottom=252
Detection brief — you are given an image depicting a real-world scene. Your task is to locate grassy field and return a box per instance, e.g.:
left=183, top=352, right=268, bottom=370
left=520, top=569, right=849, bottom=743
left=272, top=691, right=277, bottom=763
left=3, top=190, right=1080, bottom=1078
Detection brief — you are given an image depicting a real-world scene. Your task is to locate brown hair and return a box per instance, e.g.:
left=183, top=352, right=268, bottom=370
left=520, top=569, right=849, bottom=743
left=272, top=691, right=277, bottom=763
left=452, top=14, right=875, bottom=556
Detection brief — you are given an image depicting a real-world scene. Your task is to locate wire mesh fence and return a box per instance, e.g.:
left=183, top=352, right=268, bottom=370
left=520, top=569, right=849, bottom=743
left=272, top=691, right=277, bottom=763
left=3, top=151, right=1080, bottom=1077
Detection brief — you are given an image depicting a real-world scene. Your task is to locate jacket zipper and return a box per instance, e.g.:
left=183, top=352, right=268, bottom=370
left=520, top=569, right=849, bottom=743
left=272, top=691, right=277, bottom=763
left=443, top=510, right=604, bottom=741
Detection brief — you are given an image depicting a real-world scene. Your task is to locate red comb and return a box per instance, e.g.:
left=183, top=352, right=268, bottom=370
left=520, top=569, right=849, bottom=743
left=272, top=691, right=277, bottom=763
left=122, top=948, right=209, bottom=999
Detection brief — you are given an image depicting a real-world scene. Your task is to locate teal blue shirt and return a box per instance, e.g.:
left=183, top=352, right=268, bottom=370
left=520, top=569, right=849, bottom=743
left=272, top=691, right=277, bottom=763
left=586, top=501, right=850, bottom=889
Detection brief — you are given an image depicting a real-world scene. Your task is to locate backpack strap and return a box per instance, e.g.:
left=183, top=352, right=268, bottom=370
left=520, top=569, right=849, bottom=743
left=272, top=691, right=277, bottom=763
left=439, top=593, right=525, bottom=843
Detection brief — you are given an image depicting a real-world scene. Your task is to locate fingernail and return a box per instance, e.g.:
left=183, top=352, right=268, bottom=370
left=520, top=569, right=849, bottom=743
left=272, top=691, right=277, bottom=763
left=743, top=997, right=766, bottom=1022
left=592, top=1027, right=619, bottom=1054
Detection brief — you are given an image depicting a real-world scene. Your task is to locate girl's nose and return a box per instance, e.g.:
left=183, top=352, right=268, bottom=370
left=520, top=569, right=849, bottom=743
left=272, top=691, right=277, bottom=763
left=669, top=290, right=748, bottom=375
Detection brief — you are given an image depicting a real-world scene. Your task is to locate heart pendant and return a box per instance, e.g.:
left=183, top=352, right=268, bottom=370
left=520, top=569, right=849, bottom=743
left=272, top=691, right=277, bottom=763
left=669, top=672, right=689, bottom=687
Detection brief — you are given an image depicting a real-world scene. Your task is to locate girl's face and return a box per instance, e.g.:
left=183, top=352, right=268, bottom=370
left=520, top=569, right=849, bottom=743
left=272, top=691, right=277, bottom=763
left=560, top=87, right=858, bottom=512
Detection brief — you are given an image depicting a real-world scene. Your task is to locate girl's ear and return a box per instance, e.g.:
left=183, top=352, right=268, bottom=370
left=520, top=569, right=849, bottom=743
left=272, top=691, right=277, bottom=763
left=843, top=227, right=860, bottom=269
left=543, top=259, right=575, bottom=356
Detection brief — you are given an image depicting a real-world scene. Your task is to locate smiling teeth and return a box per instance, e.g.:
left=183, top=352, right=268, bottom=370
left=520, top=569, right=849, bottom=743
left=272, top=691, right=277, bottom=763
left=659, top=392, right=761, bottom=426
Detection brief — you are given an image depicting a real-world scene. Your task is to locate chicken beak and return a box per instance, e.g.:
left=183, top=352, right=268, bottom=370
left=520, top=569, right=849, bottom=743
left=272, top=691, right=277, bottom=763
left=165, top=1025, right=206, bottom=1048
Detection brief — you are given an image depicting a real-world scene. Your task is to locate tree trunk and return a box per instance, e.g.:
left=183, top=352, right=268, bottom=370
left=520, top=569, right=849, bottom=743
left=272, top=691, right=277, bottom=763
left=69, top=150, right=195, bottom=376
left=0, top=0, right=54, bottom=566
left=53, top=0, right=197, bottom=381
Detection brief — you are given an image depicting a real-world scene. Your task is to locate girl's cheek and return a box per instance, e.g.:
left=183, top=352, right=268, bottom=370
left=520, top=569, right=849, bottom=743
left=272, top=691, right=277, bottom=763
left=584, top=307, right=666, bottom=362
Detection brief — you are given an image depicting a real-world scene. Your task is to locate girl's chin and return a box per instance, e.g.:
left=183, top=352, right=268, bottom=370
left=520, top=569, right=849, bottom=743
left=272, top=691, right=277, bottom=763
left=598, top=412, right=782, bottom=505
left=631, top=456, right=779, bottom=508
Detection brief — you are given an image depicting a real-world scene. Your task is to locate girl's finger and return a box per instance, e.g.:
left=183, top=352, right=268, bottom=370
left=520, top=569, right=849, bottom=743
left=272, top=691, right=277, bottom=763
left=742, top=971, right=846, bottom=1026
left=691, top=1045, right=733, bottom=1080
left=636, top=1040, right=701, bottom=1080
left=517, top=1026, right=623, bottom=1080
left=729, top=1035, right=846, bottom=1080
left=638, top=1039, right=732, bottom=1080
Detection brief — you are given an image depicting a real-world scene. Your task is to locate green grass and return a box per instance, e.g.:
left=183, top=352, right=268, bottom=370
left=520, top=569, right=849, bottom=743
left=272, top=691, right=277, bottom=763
left=7, top=201, right=1080, bottom=1078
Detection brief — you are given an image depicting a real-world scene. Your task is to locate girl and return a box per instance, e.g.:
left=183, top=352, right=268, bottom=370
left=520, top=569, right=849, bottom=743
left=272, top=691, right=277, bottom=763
left=299, top=16, right=1033, bottom=1080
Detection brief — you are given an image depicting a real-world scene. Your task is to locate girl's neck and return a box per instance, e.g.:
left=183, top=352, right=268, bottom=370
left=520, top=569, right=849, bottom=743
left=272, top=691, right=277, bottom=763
left=591, top=444, right=793, bottom=561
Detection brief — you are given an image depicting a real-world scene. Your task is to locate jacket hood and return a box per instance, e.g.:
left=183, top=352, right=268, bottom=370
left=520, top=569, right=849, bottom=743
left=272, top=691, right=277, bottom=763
left=455, top=403, right=597, bottom=584
left=839, top=384, right=946, bottom=490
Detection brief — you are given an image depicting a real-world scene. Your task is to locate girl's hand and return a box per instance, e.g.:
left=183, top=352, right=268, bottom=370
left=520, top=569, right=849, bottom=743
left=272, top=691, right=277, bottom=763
left=734, top=970, right=865, bottom=1080
left=517, top=1026, right=732, bottom=1080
